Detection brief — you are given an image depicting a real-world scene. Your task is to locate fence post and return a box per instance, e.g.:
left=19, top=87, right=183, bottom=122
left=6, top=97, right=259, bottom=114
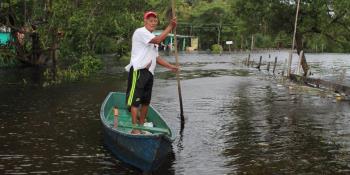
left=257, top=56, right=262, bottom=71
left=246, top=53, right=250, bottom=66
left=287, top=51, right=292, bottom=77
left=282, top=58, right=287, bottom=76
left=273, top=56, right=277, bottom=74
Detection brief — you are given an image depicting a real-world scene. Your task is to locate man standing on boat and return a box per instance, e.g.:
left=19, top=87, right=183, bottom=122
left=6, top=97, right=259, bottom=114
left=125, top=11, right=178, bottom=134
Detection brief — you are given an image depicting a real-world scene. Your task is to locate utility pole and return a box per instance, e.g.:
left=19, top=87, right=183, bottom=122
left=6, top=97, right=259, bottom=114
left=251, top=34, right=254, bottom=51
left=288, top=0, right=301, bottom=77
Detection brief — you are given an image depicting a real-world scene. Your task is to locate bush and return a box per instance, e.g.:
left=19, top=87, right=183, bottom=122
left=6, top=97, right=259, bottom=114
left=43, top=54, right=103, bottom=86
left=0, top=49, right=18, bottom=68
left=211, top=44, right=223, bottom=54
left=71, top=55, right=103, bottom=77
left=255, top=33, right=273, bottom=48
left=95, top=36, right=119, bottom=54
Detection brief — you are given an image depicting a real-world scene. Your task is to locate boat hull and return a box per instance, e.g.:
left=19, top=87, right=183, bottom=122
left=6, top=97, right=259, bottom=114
left=100, top=92, right=175, bottom=172
left=103, top=126, right=173, bottom=172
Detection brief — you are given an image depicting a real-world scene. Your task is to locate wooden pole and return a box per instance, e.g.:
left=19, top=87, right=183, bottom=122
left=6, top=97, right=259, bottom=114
left=246, top=53, right=250, bottom=66
left=288, top=0, right=301, bottom=77
left=282, top=58, right=287, bottom=76
left=171, top=0, right=184, bottom=119
left=257, top=56, right=262, bottom=71
left=241, top=35, right=244, bottom=51
left=251, top=34, right=254, bottom=51
left=273, top=56, right=277, bottom=74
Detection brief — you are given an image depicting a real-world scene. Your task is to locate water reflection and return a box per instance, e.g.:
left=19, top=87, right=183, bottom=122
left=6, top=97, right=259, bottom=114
left=1, top=52, right=350, bottom=174
left=221, top=78, right=350, bottom=174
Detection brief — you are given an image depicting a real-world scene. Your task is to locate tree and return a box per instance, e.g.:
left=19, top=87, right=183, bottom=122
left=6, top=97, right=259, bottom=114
left=230, top=0, right=350, bottom=75
left=187, top=0, right=232, bottom=49
left=0, top=0, right=146, bottom=66
left=231, top=0, right=350, bottom=53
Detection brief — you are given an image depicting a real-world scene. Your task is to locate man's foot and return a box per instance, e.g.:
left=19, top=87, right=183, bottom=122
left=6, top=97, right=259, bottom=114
left=113, top=107, right=118, bottom=116
left=142, top=131, right=152, bottom=135
left=113, top=107, right=118, bottom=128
left=131, top=129, right=141, bottom=135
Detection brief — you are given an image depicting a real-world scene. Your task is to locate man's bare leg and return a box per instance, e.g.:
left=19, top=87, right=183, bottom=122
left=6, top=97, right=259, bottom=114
left=140, top=104, right=149, bottom=125
left=130, top=106, right=141, bottom=134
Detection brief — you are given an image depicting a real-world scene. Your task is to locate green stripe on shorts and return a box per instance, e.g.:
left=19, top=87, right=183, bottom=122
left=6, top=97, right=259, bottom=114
left=127, top=69, right=138, bottom=106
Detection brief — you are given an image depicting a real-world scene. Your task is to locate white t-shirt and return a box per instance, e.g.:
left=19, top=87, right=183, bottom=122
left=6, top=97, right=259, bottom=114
left=125, top=27, right=158, bottom=75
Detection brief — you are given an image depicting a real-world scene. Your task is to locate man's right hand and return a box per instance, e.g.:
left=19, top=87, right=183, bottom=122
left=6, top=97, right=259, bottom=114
left=170, top=17, right=177, bottom=29
left=169, top=65, right=180, bottom=73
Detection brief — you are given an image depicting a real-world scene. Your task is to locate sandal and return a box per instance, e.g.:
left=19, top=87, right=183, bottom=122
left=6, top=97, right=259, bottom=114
left=131, top=129, right=141, bottom=135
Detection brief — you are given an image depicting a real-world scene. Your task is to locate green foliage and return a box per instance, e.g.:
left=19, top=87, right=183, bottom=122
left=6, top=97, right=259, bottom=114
left=3, top=0, right=350, bottom=77
left=254, top=34, right=273, bottom=48
left=231, top=0, right=350, bottom=52
left=211, top=44, right=223, bottom=54
left=305, top=34, right=327, bottom=52
left=94, top=36, right=119, bottom=54
left=43, top=55, right=102, bottom=86
left=71, top=55, right=102, bottom=77
left=0, top=49, right=18, bottom=68
left=188, top=0, right=232, bottom=49
left=120, top=52, right=131, bottom=62
left=47, top=1, right=141, bottom=58
left=274, top=31, right=291, bottom=48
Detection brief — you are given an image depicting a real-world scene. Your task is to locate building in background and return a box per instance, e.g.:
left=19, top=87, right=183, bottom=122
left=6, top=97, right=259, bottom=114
left=0, top=26, right=11, bottom=46
left=153, top=30, right=198, bottom=52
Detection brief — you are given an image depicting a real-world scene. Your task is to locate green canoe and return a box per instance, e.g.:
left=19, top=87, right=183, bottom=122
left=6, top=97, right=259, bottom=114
left=100, top=92, right=175, bottom=172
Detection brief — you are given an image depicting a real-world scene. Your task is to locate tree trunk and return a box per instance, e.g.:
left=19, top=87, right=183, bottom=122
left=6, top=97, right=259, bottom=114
left=240, top=35, right=244, bottom=50
left=217, top=25, right=221, bottom=45
left=217, top=18, right=222, bottom=45
left=251, top=34, right=254, bottom=51
left=295, top=32, right=309, bottom=76
left=24, top=0, right=27, bottom=23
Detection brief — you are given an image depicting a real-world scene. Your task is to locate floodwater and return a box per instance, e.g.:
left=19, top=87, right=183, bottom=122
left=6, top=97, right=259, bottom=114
left=1, top=51, right=350, bottom=174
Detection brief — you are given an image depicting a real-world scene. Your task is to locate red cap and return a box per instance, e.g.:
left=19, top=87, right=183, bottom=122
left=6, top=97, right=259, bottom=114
left=144, top=11, right=157, bottom=20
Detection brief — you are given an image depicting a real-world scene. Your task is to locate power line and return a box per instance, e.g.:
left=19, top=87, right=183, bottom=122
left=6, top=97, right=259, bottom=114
left=177, top=22, right=236, bottom=27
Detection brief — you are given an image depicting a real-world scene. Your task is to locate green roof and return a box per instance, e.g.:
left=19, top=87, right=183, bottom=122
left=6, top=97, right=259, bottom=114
left=0, top=32, right=11, bottom=45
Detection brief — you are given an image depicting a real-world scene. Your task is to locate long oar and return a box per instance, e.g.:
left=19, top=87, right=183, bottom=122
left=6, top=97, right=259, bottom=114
left=171, top=0, right=184, bottom=120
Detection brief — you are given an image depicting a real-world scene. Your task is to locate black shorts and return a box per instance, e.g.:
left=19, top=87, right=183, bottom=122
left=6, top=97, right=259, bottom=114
left=126, top=66, right=154, bottom=107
